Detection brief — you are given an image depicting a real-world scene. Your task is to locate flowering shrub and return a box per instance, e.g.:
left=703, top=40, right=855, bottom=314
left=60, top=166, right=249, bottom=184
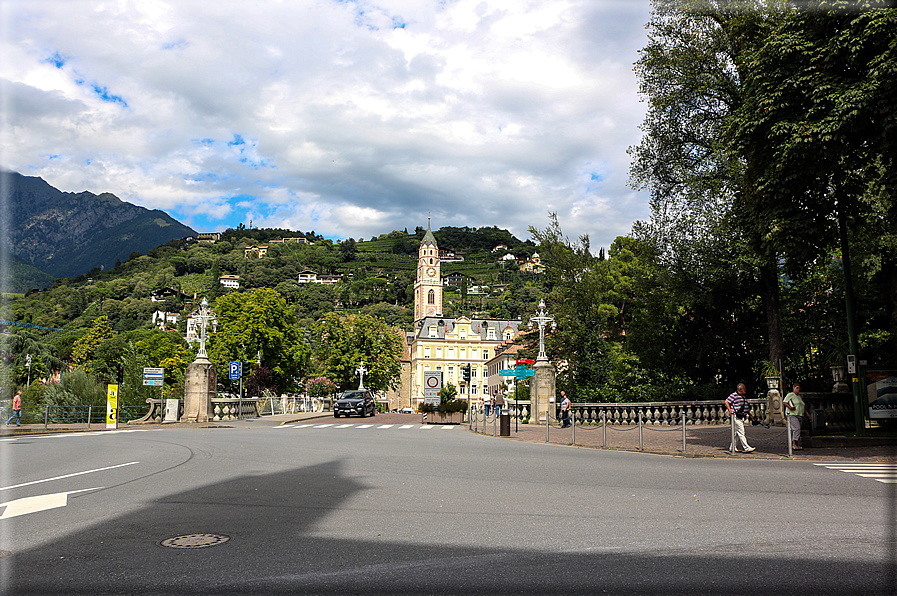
left=305, top=376, right=336, bottom=397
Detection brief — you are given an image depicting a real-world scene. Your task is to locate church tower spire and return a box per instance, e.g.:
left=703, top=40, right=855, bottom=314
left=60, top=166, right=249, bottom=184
left=414, top=219, right=442, bottom=324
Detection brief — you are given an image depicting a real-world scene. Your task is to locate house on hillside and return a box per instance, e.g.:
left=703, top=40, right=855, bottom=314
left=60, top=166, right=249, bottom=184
left=243, top=245, right=268, bottom=258
left=219, top=275, right=240, bottom=290
left=518, top=253, right=544, bottom=274
left=150, top=287, right=187, bottom=302
left=197, top=232, right=221, bottom=243
left=151, top=311, right=179, bottom=330
left=442, top=272, right=474, bottom=287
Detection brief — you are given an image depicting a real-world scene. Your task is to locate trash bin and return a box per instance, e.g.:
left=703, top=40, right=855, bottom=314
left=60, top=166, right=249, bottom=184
left=809, top=409, right=826, bottom=435
left=500, top=412, right=511, bottom=436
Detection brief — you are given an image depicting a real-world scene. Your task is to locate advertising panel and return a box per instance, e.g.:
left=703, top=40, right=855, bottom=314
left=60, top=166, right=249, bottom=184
left=865, top=369, right=897, bottom=419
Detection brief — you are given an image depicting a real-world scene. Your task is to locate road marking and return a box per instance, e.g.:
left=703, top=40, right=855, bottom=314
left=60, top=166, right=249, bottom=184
left=334, top=424, right=355, bottom=429
left=377, top=425, right=394, bottom=429
left=399, top=425, right=415, bottom=429
left=0, top=488, right=101, bottom=519
left=420, top=425, right=435, bottom=430
left=311, top=424, right=334, bottom=429
left=1, top=462, right=140, bottom=492
left=274, top=425, right=296, bottom=429
left=814, top=463, right=897, bottom=484
left=356, top=424, right=373, bottom=429
left=441, top=425, right=456, bottom=430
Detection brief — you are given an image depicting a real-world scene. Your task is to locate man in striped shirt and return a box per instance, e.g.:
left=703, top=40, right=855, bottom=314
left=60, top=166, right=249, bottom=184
left=725, top=383, right=755, bottom=453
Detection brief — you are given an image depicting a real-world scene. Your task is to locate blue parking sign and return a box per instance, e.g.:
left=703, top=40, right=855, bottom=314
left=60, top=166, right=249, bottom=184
left=229, top=362, right=241, bottom=380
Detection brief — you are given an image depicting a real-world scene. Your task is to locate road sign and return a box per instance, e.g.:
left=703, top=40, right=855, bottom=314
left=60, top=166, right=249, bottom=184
left=516, top=358, right=535, bottom=364
left=142, top=379, right=164, bottom=386
left=143, top=367, right=164, bottom=379
left=499, top=369, right=517, bottom=376
left=229, top=362, right=241, bottom=380
left=424, top=371, right=442, bottom=399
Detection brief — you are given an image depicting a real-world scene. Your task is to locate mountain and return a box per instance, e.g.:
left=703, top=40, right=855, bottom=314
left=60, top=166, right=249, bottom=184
left=1, top=171, right=197, bottom=285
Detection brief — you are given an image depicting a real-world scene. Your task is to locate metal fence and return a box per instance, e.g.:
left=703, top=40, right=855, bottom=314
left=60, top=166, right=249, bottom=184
left=3, top=404, right=147, bottom=429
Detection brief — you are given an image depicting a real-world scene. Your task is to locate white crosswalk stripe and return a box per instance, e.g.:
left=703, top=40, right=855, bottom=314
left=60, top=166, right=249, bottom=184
left=275, top=423, right=456, bottom=431
left=814, top=463, right=897, bottom=483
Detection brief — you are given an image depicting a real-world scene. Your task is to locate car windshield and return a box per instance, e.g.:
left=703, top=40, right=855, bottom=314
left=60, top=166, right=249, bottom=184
left=339, top=392, right=367, bottom=400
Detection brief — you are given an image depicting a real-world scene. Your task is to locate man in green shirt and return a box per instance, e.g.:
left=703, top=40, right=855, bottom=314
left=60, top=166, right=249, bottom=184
left=784, top=383, right=806, bottom=450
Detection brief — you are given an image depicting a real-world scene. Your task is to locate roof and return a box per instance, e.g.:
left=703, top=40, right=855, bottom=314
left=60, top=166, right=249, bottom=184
left=411, top=316, right=523, bottom=341
left=421, top=219, right=437, bottom=246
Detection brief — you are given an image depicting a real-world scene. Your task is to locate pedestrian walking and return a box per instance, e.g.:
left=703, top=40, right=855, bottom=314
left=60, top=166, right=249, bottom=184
left=784, top=383, right=807, bottom=450
left=6, top=390, right=22, bottom=426
left=495, top=390, right=505, bottom=416
left=560, top=391, right=571, bottom=427
left=725, top=383, right=755, bottom=452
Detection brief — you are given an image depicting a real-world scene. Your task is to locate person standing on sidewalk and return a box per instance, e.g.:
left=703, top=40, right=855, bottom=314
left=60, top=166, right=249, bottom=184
left=783, top=383, right=807, bottom=450
left=495, top=389, right=505, bottom=417
left=6, top=390, right=22, bottom=426
left=560, top=391, right=571, bottom=427
left=725, top=384, right=755, bottom=453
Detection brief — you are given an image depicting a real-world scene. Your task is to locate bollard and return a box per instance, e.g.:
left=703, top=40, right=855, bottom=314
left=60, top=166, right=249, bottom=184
left=730, top=414, right=736, bottom=455
left=546, top=410, right=550, bottom=443
left=571, top=409, right=575, bottom=445
left=786, top=413, right=793, bottom=457
left=682, top=410, right=686, bottom=453
left=602, top=409, right=607, bottom=448
left=638, top=409, right=644, bottom=451
left=45, top=405, right=50, bottom=430
left=88, top=405, right=92, bottom=428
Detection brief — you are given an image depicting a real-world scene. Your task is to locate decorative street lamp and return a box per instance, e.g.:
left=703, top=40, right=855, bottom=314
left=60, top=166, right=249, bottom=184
left=195, top=298, right=216, bottom=361
left=530, top=299, right=556, bottom=361
left=356, top=360, right=368, bottom=389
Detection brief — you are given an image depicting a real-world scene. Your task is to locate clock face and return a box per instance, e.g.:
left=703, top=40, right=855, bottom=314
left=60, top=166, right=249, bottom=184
left=426, top=267, right=436, bottom=277
left=426, top=306, right=436, bottom=315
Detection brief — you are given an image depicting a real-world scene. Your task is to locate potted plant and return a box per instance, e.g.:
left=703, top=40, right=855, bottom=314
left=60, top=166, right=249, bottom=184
left=757, top=360, right=781, bottom=390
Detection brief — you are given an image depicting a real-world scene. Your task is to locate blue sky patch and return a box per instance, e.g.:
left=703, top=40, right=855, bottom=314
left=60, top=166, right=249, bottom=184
left=45, top=52, right=66, bottom=68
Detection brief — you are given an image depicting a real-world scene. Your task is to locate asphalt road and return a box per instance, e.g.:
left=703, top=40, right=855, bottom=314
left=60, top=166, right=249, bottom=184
left=0, top=421, right=894, bottom=595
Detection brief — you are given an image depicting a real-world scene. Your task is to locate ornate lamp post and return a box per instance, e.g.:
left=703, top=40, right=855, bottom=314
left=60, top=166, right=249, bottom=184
left=529, top=300, right=556, bottom=361
left=195, top=298, right=216, bottom=361
left=356, top=361, right=368, bottom=390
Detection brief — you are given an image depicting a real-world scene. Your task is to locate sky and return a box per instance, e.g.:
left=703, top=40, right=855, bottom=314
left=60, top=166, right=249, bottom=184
left=1, top=0, right=654, bottom=248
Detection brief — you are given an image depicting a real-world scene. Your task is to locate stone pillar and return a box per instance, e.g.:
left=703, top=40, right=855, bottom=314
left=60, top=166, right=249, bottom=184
left=529, top=358, right=555, bottom=424
left=764, top=388, right=784, bottom=426
left=184, top=357, right=217, bottom=423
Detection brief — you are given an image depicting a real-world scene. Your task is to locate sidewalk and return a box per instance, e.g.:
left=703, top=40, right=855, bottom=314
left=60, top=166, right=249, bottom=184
left=470, top=416, right=897, bottom=463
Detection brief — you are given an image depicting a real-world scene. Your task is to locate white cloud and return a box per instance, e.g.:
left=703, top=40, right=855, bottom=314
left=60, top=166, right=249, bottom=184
left=1, top=0, right=653, bottom=250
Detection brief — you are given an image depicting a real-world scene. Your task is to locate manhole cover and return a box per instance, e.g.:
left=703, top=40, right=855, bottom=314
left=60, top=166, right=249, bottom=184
left=159, top=533, right=230, bottom=549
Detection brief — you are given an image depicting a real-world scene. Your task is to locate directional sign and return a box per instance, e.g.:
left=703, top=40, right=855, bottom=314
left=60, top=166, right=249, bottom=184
left=143, top=367, right=164, bottom=379
left=142, top=379, right=164, bottom=386
left=499, top=369, right=517, bottom=376
left=516, top=358, right=535, bottom=365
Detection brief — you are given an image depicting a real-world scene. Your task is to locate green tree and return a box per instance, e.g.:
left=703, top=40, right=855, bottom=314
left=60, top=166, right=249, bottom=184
left=71, top=316, right=114, bottom=373
left=208, top=288, right=309, bottom=394
left=310, top=312, right=403, bottom=392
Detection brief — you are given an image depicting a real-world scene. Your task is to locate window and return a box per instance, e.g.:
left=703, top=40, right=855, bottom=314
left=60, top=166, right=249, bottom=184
left=428, top=290, right=435, bottom=304
left=424, top=347, right=431, bottom=359
left=448, top=348, right=455, bottom=358
left=472, top=367, right=478, bottom=378
left=471, top=385, right=477, bottom=395
left=504, top=330, right=513, bottom=341
left=428, top=326, right=437, bottom=338
left=460, top=385, right=467, bottom=395
left=448, top=366, right=454, bottom=377
left=483, top=350, right=489, bottom=360
left=460, top=331, right=467, bottom=340
left=487, top=327, right=496, bottom=340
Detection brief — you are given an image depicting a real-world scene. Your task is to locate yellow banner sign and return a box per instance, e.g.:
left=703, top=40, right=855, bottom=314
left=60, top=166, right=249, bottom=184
left=106, top=384, right=119, bottom=429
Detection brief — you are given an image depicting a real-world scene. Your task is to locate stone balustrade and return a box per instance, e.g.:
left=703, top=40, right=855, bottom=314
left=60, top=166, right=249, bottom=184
left=800, top=392, right=854, bottom=433
left=567, top=400, right=767, bottom=426
left=130, top=397, right=260, bottom=424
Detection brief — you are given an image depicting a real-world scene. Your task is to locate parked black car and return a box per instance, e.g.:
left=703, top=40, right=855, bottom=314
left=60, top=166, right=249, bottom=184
left=334, top=390, right=376, bottom=418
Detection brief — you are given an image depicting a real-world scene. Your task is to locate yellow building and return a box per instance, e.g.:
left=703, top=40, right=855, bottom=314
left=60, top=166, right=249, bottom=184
left=407, top=221, right=522, bottom=405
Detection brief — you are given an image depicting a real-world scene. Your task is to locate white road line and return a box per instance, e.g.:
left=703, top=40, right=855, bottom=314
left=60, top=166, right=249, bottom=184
left=312, top=424, right=335, bottom=429
left=334, top=424, right=355, bottom=429
left=399, top=425, right=415, bottom=429
left=377, top=425, right=394, bottom=429
left=356, top=424, right=374, bottom=429
left=441, top=425, right=456, bottom=430
left=814, top=463, right=897, bottom=484
left=1, top=462, right=140, bottom=492
left=275, top=425, right=296, bottom=429
left=420, top=425, right=435, bottom=430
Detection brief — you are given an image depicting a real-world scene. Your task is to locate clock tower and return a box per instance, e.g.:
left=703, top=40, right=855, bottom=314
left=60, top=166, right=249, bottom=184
left=414, top=219, right=442, bottom=324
